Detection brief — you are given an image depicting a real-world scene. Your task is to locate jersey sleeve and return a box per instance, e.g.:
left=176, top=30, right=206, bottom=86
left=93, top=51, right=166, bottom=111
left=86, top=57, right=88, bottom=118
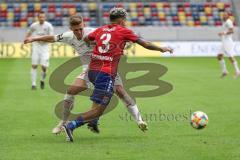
left=48, top=24, right=54, bottom=35
left=88, top=28, right=98, bottom=41
left=27, top=23, right=35, bottom=34
left=122, top=28, right=139, bottom=42
left=83, top=28, right=96, bottom=39
left=54, top=31, right=73, bottom=43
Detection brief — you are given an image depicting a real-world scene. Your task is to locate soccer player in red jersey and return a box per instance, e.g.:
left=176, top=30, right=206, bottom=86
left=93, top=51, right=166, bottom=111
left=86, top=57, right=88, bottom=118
left=62, top=8, right=173, bottom=142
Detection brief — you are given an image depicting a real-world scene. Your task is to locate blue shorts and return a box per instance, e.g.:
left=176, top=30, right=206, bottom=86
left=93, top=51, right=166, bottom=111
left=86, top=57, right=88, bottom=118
left=88, top=70, right=115, bottom=106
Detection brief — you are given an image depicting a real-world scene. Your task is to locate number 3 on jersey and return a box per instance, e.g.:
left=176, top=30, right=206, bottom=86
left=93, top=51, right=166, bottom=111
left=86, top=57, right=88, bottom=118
left=98, top=33, right=111, bottom=54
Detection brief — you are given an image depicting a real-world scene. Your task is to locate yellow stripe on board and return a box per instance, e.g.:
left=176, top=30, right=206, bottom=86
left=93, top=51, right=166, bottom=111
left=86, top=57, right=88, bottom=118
left=0, top=42, right=162, bottom=58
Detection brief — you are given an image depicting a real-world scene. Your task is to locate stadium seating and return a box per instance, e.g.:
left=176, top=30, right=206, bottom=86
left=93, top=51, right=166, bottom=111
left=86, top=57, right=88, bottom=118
left=0, top=2, right=234, bottom=27
left=0, top=2, right=98, bottom=27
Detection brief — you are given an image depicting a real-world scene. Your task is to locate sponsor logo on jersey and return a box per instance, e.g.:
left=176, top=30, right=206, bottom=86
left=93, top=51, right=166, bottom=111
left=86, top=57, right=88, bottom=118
left=91, top=54, right=113, bottom=61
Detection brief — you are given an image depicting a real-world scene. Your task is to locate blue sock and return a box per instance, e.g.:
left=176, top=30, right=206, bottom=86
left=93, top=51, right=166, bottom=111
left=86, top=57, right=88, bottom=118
left=67, top=116, right=85, bottom=130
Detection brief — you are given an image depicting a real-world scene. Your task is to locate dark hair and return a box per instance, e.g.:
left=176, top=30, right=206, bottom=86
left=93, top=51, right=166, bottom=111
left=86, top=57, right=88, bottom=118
left=109, top=7, right=127, bottom=21
left=69, top=14, right=83, bottom=26
left=38, top=11, right=45, bottom=17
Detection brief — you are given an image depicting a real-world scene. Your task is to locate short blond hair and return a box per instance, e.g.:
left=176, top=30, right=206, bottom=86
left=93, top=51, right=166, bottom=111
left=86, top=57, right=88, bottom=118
left=69, top=15, right=83, bottom=26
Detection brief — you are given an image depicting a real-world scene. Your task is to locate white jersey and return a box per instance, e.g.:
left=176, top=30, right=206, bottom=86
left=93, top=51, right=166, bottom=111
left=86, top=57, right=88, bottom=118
left=54, top=27, right=95, bottom=70
left=218, top=18, right=235, bottom=57
left=28, top=21, right=54, bottom=53
left=221, top=18, right=234, bottom=43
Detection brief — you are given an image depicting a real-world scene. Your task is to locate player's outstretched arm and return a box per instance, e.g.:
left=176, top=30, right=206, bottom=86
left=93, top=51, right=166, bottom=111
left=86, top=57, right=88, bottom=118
left=24, top=35, right=55, bottom=44
left=219, top=28, right=234, bottom=37
left=136, top=39, right=173, bottom=53
left=226, top=28, right=234, bottom=35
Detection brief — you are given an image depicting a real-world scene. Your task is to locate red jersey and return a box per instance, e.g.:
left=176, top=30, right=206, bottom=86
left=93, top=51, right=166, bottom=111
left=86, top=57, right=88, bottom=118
left=88, top=24, right=139, bottom=76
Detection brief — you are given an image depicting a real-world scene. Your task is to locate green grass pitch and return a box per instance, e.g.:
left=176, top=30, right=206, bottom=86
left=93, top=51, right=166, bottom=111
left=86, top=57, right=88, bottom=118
left=0, top=57, right=240, bottom=160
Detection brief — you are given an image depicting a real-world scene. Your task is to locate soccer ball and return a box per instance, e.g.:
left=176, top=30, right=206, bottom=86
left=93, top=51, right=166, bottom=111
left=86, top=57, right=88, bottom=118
left=190, top=111, right=208, bottom=129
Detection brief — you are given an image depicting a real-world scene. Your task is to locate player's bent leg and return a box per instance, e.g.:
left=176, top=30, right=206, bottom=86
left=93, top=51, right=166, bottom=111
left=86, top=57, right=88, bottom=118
left=52, top=78, right=88, bottom=134
left=63, top=78, right=89, bottom=121
left=217, top=54, right=228, bottom=78
left=81, top=103, right=105, bottom=122
left=86, top=103, right=100, bottom=134
left=31, top=51, right=39, bottom=90
left=62, top=83, right=87, bottom=122
left=51, top=93, right=75, bottom=134
left=31, top=65, right=38, bottom=90
left=229, top=57, right=240, bottom=78
left=115, top=85, right=135, bottom=106
left=39, top=53, right=49, bottom=89
left=63, top=102, right=106, bottom=142
left=115, top=85, right=148, bottom=132
left=63, top=71, right=114, bottom=141
left=40, top=65, right=47, bottom=89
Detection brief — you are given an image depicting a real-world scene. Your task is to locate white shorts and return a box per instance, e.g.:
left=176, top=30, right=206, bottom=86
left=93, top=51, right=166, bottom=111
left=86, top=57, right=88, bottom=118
left=76, top=71, right=123, bottom=88
left=219, top=41, right=234, bottom=57
left=31, top=51, right=50, bottom=67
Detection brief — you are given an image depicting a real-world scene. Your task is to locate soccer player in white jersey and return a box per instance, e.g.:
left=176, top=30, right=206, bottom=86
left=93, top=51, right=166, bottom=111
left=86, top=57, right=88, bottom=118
left=217, top=12, right=240, bottom=78
left=24, top=11, right=54, bottom=90
left=24, top=15, right=147, bottom=133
